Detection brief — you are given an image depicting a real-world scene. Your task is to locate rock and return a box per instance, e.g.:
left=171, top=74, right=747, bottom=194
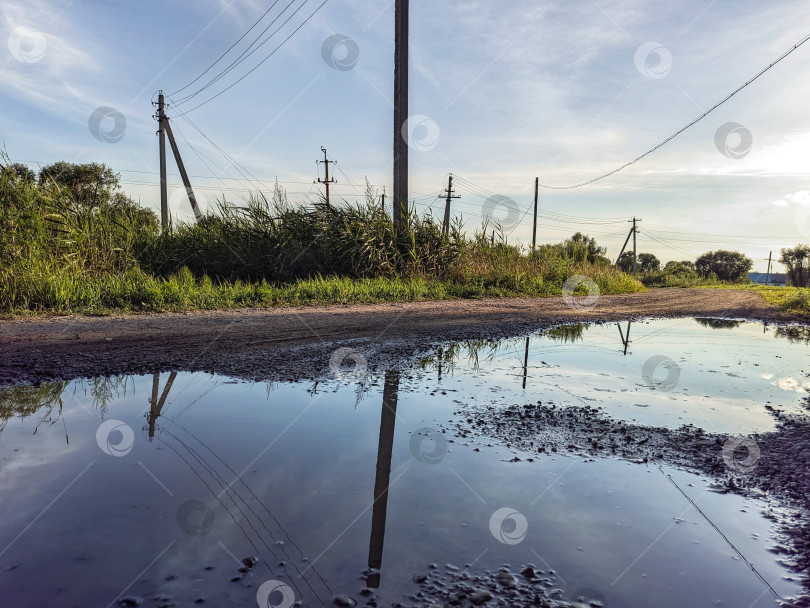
left=469, top=590, right=494, bottom=605
left=333, top=595, right=357, bottom=607
left=118, top=598, right=142, bottom=607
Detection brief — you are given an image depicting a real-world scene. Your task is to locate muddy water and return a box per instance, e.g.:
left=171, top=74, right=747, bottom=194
left=0, top=319, right=807, bottom=607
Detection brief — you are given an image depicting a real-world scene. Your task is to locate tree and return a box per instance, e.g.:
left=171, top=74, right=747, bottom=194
left=0, top=161, right=35, bottom=183
left=779, top=244, right=810, bottom=287
left=617, top=251, right=634, bottom=272
left=617, top=251, right=659, bottom=273
left=563, top=232, right=606, bottom=264
left=663, top=260, right=697, bottom=277
left=637, top=253, right=660, bottom=273
left=38, top=162, right=121, bottom=207
left=695, top=250, right=753, bottom=282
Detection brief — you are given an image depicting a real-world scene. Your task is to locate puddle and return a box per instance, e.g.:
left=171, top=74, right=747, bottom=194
left=0, top=318, right=808, bottom=607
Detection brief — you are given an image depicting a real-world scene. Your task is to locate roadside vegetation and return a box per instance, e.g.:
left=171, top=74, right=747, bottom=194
left=0, top=159, right=641, bottom=314
left=617, top=246, right=810, bottom=318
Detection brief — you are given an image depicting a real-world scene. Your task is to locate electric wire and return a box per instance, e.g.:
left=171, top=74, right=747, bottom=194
left=171, top=0, right=302, bottom=106
left=168, top=0, right=285, bottom=97
left=170, top=0, right=330, bottom=116
left=537, top=30, right=810, bottom=190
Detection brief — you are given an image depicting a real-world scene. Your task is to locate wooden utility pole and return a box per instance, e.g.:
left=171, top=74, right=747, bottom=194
left=317, top=147, right=336, bottom=207
left=393, top=0, right=409, bottom=235
left=631, top=217, right=641, bottom=277
left=156, top=92, right=168, bottom=228
left=441, top=174, right=460, bottom=237
left=163, top=118, right=203, bottom=222
left=531, top=177, right=539, bottom=252
left=766, top=251, right=773, bottom=285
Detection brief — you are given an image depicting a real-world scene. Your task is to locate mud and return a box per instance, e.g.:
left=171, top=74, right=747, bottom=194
left=0, top=288, right=782, bottom=386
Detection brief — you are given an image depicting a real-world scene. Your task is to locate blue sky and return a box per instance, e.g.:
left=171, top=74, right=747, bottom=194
left=2, top=0, right=810, bottom=271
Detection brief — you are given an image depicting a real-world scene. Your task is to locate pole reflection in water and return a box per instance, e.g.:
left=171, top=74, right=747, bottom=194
left=617, top=321, right=632, bottom=355
left=522, top=336, right=530, bottom=389
left=367, top=370, right=400, bottom=589
left=146, top=371, right=177, bottom=441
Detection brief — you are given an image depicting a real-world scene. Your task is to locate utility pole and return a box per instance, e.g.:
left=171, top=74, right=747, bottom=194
left=317, top=147, right=336, bottom=208
left=765, top=251, right=773, bottom=285
left=156, top=92, right=168, bottom=229
left=531, top=177, right=539, bottom=252
left=441, top=174, right=460, bottom=238
left=381, top=186, right=386, bottom=211
left=163, top=118, right=203, bottom=222
left=631, top=217, right=641, bottom=277
left=393, top=0, right=409, bottom=236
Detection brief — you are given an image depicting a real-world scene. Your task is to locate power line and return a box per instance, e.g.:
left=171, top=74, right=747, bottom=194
left=171, top=0, right=301, bottom=105
left=645, top=228, right=799, bottom=239
left=170, top=0, right=330, bottom=116
left=168, top=0, right=286, bottom=97
left=537, top=30, right=810, bottom=190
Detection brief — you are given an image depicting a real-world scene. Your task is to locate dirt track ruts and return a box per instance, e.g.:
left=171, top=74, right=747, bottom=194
left=0, top=288, right=792, bottom=385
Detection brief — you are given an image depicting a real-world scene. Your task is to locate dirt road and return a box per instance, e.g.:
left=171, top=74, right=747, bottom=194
left=0, top=288, right=786, bottom=385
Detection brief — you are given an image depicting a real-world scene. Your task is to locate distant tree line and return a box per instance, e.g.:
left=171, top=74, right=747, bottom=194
left=616, top=245, right=810, bottom=287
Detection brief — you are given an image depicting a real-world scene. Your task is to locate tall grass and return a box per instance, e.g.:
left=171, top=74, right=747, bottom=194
left=0, top=160, right=644, bottom=314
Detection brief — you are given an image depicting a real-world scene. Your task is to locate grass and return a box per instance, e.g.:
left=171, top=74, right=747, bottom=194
left=0, top=159, right=644, bottom=315
left=746, top=285, right=810, bottom=319
left=2, top=264, right=643, bottom=315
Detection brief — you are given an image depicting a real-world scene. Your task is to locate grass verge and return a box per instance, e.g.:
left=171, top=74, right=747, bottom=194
left=1, top=265, right=644, bottom=316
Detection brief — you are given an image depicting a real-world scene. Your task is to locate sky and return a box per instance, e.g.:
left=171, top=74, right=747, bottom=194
left=2, top=0, right=810, bottom=272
